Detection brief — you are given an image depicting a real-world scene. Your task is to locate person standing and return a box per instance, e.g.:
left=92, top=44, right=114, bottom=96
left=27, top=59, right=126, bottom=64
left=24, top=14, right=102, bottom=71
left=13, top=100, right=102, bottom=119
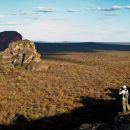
left=119, top=85, right=130, bottom=113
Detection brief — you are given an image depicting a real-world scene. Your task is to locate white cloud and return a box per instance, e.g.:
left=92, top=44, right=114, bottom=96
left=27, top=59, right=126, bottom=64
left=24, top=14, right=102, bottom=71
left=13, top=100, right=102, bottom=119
left=11, top=13, right=17, bottom=16
left=101, top=8, right=114, bottom=11
left=84, top=7, right=98, bottom=11
left=11, top=11, right=37, bottom=16
left=20, top=11, right=30, bottom=15
left=84, top=5, right=130, bottom=12
left=105, top=12, right=119, bottom=16
left=124, top=5, right=130, bottom=9
left=67, top=9, right=81, bottom=12
left=111, top=5, right=122, bottom=10
left=34, top=6, right=56, bottom=13
left=96, top=7, right=102, bottom=11
left=93, top=5, right=122, bottom=12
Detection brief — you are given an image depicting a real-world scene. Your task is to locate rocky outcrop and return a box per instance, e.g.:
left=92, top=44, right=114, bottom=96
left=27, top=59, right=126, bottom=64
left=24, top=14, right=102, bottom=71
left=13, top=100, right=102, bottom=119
left=78, top=112, right=130, bottom=130
left=0, top=39, right=48, bottom=72
left=0, top=31, right=22, bottom=50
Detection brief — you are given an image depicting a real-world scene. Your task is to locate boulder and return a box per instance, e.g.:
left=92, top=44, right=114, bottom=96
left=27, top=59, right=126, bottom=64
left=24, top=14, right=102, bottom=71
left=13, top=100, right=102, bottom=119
left=0, top=31, right=22, bottom=50
left=0, top=39, right=48, bottom=72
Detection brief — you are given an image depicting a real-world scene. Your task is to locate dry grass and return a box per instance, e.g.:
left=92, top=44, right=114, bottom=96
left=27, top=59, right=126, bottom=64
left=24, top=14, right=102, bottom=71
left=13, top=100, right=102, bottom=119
left=1, top=51, right=130, bottom=124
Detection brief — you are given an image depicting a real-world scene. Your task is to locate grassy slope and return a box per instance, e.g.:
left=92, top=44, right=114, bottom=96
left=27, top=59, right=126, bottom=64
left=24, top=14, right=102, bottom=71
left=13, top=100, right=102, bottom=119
left=0, top=51, right=130, bottom=124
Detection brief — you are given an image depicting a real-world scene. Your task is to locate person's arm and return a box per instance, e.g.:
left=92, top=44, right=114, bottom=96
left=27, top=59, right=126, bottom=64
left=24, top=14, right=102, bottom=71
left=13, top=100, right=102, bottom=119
left=119, top=89, right=124, bottom=95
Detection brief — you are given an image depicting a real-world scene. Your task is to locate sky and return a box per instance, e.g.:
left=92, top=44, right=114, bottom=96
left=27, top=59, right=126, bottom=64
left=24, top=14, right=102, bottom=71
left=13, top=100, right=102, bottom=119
left=0, top=0, right=130, bottom=42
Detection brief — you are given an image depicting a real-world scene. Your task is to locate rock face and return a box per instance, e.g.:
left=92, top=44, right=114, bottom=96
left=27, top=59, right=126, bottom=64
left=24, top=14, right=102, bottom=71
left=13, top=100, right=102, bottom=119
left=0, top=39, right=48, bottom=72
left=0, top=31, right=22, bottom=50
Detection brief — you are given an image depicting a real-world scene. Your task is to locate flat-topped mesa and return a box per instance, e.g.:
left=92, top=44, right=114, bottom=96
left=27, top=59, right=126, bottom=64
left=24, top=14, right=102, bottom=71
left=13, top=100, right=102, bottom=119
left=0, top=31, right=22, bottom=50
left=0, top=39, right=48, bottom=71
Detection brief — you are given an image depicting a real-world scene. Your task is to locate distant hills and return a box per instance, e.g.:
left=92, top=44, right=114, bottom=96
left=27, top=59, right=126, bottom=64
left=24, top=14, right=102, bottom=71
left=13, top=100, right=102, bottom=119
left=0, top=31, right=130, bottom=52
left=0, top=31, right=22, bottom=50
left=35, top=42, right=130, bottom=53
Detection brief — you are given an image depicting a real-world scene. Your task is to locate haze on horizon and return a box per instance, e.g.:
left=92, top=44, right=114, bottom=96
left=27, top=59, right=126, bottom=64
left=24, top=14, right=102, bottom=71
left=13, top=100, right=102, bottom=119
left=0, top=0, right=130, bottom=42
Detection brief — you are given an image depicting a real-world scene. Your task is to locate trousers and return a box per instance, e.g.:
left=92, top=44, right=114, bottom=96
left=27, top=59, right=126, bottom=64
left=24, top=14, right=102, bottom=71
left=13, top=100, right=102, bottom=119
left=122, top=98, right=130, bottom=113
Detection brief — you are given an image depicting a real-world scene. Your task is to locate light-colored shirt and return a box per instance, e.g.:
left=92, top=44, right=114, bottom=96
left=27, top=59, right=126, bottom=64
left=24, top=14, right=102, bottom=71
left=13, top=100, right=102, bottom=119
left=119, top=89, right=129, bottom=99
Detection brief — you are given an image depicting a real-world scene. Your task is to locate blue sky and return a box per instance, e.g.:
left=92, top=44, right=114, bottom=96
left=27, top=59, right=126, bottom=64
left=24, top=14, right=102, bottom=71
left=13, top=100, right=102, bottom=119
left=0, top=0, right=130, bottom=42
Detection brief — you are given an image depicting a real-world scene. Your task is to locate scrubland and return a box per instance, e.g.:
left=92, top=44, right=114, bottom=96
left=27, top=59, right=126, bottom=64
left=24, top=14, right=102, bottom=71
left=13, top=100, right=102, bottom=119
left=0, top=51, right=130, bottom=124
